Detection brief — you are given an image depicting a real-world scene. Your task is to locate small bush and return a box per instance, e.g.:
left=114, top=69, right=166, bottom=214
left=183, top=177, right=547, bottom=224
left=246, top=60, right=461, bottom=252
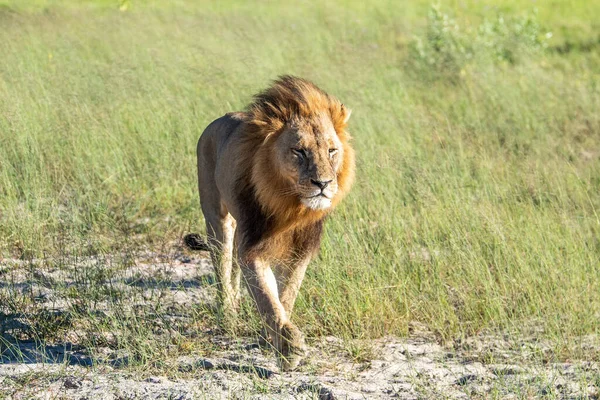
left=409, top=5, right=551, bottom=81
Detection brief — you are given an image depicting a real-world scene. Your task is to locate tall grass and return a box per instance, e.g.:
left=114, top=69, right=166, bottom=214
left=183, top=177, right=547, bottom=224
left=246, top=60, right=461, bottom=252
left=0, top=0, right=599, bottom=359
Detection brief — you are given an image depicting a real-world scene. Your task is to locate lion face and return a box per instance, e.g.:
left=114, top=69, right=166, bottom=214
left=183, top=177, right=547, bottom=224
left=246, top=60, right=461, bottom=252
left=274, top=113, right=344, bottom=211
left=247, top=76, right=354, bottom=222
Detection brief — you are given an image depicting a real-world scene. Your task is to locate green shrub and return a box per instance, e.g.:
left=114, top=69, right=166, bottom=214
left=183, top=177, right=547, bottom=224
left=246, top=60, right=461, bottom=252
left=409, top=5, right=551, bottom=81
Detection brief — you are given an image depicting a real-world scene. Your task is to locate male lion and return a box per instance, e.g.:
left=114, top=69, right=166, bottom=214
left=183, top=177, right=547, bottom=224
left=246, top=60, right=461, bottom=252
left=186, top=76, right=355, bottom=370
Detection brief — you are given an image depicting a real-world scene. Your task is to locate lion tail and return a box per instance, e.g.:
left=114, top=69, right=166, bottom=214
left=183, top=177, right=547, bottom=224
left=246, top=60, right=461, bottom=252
left=183, top=233, right=210, bottom=251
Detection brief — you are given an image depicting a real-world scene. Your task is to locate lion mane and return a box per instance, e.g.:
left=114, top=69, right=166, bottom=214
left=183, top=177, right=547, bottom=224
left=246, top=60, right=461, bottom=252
left=237, top=76, right=355, bottom=252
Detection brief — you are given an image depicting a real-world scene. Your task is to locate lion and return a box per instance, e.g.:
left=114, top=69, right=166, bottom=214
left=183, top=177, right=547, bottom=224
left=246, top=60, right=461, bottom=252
left=185, top=75, right=355, bottom=370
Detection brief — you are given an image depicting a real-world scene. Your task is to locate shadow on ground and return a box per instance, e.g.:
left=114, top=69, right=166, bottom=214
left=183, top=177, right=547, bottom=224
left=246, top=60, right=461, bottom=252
left=0, top=336, right=93, bottom=366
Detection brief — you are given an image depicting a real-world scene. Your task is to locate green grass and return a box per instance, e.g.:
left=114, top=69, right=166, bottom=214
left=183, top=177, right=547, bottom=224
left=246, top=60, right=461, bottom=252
left=0, top=0, right=599, bottom=364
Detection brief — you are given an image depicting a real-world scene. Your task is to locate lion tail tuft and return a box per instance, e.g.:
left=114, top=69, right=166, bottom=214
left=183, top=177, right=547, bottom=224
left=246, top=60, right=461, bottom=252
left=183, top=233, right=210, bottom=251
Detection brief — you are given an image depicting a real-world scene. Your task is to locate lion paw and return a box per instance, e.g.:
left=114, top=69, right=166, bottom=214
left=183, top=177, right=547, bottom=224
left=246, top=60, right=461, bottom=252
left=275, top=322, right=307, bottom=371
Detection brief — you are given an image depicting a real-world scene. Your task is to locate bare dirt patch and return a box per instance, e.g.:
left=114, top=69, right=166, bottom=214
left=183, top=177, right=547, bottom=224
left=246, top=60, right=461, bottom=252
left=1, top=251, right=598, bottom=399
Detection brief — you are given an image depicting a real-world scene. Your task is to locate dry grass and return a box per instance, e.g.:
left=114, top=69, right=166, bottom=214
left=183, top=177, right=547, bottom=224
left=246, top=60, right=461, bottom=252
left=0, top=0, right=599, bottom=382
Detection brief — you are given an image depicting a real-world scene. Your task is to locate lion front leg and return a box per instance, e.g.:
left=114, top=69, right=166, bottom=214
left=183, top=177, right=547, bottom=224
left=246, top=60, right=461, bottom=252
left=277, top=255, right=312, bottom=317
left=239, top=255, right=306, bottom=371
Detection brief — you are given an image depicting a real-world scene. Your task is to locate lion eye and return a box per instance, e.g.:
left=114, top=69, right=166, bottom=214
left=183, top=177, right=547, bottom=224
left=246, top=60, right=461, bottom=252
left=292, top=148, right=306, bottom=158
left=328, top=148, right=338, bottom=157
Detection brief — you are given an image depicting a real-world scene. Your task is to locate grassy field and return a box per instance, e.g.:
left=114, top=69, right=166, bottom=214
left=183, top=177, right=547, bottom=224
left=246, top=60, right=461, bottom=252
left=1, top=0, right=599, bottom=373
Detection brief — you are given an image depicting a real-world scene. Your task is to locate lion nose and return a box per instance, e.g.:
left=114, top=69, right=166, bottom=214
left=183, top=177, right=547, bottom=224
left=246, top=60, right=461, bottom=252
left=311, top=179, right=332, bottom=190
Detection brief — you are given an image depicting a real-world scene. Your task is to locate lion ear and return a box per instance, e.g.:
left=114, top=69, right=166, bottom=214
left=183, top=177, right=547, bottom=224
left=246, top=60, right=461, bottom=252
left=341, top=104, right=352, bottom=124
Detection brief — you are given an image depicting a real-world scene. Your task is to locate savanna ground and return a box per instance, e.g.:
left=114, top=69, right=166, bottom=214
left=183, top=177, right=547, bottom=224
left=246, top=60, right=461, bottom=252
left=0, top=0, right=599, bottom=398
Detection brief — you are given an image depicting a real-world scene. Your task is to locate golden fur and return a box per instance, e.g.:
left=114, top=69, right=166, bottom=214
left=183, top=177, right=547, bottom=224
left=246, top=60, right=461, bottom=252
left=188, top=76, right=355, bottom=370
left=241, top=75, right=355, bottom=235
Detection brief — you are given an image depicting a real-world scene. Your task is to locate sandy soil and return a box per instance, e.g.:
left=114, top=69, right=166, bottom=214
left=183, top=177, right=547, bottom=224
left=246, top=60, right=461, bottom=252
left=0, top=251, right=598, bottom=399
